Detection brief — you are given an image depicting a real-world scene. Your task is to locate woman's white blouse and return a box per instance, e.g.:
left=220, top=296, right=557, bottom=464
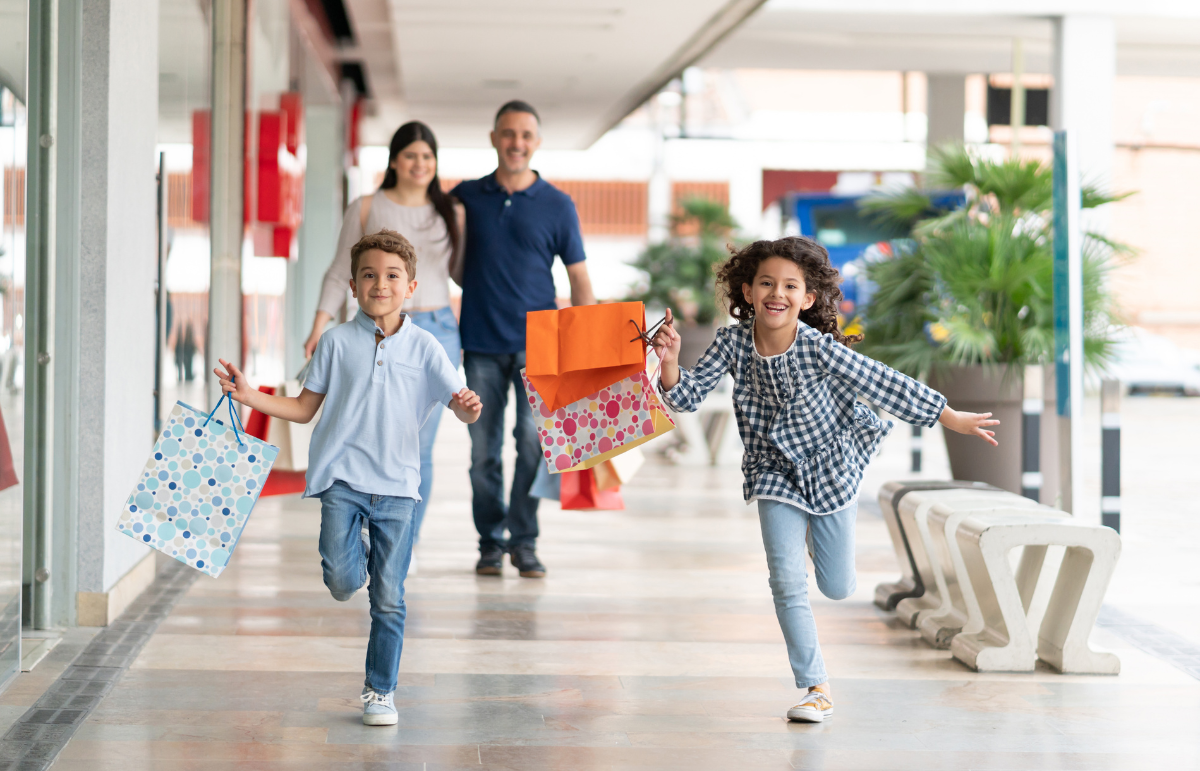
left=317, top=194, right=458, bottom=316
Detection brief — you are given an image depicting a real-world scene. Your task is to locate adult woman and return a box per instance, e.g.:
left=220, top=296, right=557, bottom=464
left=305, top=121, right=464, bottom=546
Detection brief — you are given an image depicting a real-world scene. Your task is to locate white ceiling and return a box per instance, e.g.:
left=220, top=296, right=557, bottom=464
left=702, top=1, right=1200, bottom=77
left=345, top=0, right=768, bottom=149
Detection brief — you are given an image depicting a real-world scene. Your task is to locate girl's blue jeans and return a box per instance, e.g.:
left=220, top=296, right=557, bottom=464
left=319, top=481, right=417, bottom=694
left=407, top=306, right=462, bottom=541
left=757, top=498, right=858, bottom=689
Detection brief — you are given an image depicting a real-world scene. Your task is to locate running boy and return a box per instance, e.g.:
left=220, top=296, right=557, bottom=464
left=650, top=236, right=997, bottom=724
left=215, top=229, right=481, bottom=726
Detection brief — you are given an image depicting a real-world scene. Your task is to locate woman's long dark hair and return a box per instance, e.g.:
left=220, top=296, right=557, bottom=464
left=379, top=121, right=460, bottom=256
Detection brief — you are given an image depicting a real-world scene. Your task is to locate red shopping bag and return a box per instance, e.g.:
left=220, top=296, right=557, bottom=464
left=244, top=386, right=306, bottom=496
left=559, top=468, right=624, bottom=511
left=0, top=407, right=17, bottom=491
left=244, top=386, right=276, bottom=440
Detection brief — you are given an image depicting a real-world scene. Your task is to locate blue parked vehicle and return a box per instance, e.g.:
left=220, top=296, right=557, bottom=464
left=785, top=190, right=966, bottom=321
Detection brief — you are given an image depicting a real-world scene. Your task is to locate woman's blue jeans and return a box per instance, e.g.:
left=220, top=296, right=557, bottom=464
left=319, top=481, right=417, bottom=694
left=757, top=498, right=858, bottom=689
left=407, top=306, right=461, bottom=541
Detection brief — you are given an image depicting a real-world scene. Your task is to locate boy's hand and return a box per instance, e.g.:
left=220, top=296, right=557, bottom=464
left=214, top=359, right=256, bottom=406
left=651, top=307, right=682, bottom=366
left=938, top=407, right=1000, bottom=446
left=450, top=388, right=482, bottom=423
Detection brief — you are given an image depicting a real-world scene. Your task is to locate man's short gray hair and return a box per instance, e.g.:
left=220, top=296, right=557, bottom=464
left=494, top=100, right=540, bottom=128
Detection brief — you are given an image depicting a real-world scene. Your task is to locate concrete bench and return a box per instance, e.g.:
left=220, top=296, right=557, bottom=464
left=949, top=509, right=1121, bottom=674
left=892, top=488, right=1039, bottom=630
left=917, top=498, right=1057, bottom=649
left=873, top=480, right=1005, bottom=611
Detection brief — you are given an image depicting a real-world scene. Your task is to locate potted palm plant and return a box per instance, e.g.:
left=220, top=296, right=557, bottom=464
left=629, top=197, right=737, bottom=367
left=857, top=146, right=1129, bottom=492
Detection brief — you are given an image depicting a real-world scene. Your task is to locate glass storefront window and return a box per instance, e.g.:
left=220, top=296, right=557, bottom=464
left=0, top=83, right=27, bottom=687
left=158, top=0, right=212, bottom=410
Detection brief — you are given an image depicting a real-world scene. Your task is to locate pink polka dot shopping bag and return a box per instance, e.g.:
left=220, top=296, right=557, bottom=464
left=521, top=302, right=675, bottom=474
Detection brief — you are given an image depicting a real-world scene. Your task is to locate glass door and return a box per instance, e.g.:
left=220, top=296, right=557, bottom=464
left=0, top=83, right=28, bottom=687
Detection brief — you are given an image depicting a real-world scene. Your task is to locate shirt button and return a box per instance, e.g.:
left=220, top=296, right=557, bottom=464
left=377, top=360, right=383, bottom=366
left=505, top=199, right=512, bottom=207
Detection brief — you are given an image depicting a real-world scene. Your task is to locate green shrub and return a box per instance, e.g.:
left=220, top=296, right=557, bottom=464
left=857, top=145, right=1131, bottom=379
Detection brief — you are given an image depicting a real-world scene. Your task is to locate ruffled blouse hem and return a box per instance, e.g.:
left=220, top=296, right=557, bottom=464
left=741, top=415, right=893, bottom=515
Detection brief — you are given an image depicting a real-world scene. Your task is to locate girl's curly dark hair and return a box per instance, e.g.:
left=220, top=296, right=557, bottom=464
left=715, top=236, right=862, bottom=348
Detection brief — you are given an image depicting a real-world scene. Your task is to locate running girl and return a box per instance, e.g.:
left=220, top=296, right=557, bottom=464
left=651, top=236, right=998, bottom=723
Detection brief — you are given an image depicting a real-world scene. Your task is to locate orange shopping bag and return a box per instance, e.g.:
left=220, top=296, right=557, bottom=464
left=525, top=302, right=648, bottom=412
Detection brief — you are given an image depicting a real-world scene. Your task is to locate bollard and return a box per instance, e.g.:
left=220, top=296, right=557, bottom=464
left=911, top=425, right=922, bottom=472
left=1021, top=366, right=1043, bottom=501
left=1101, top=379, right=1121, bottom=532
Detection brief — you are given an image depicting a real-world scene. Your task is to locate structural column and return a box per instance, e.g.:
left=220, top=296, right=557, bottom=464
left=925, top=73, right=966, bottom=149
left=74, top=0, right=160, bottom=618
left=286, top=104, right=343, bottom=375
left=1052, top=16, right=1116, bottom=191
left=208, top=0, right=247, bottom=403
left=1049, top=15, right=1116, bottom=518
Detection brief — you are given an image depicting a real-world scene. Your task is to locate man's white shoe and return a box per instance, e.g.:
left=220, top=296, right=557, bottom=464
left=787, top=688, right=833, bottom=723
left=361, top=687, right=398, bottom=726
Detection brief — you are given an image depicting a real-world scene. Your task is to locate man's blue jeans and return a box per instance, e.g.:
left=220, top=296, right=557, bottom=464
left=408, top=306, right=462, bottom=541
left=757, top=498, right=858, bottom=689
left=463, top=350, right=541, bottom=549
left=319, top=481, right=416, bottom=694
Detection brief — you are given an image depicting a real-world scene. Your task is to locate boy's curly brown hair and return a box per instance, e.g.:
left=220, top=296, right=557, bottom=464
left=715, top=236, right=862, bottom=348
left=351, top=229, right=418, bottom=281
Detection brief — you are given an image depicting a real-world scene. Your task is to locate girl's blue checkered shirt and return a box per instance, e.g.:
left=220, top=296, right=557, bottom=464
left=659, top=319, right=947, bottom=515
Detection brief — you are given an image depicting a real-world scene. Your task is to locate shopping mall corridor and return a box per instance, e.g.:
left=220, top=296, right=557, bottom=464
left=35, top=409, right=1200, bottom=769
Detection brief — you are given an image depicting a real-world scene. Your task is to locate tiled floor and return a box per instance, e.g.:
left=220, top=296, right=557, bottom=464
left=51, top=398, right=1200, bottom=769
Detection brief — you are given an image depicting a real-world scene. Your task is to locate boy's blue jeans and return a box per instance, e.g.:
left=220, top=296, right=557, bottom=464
left=319, top=481, right=416, bottom=694
left=463, top=350, right=541, bottom=549
left=407, top=306, right=462, bottom=541
left=757, top=498, right=858, bottom=689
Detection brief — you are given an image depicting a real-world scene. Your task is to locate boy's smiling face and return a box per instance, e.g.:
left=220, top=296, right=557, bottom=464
left=350, top=248, right=417, bottom=321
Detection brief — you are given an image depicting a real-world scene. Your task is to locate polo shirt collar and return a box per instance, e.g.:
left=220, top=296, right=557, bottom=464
left=355, top=309, right=409, bottom=337
left=482, top=170, right=546, bottom=198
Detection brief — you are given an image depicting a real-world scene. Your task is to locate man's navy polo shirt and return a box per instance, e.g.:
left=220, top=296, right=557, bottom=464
left=451, top=172, right=586, bottom=354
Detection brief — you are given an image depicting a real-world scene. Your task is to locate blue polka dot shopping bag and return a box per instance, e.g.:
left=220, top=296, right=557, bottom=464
left=115, top=395, right=278, bottom=577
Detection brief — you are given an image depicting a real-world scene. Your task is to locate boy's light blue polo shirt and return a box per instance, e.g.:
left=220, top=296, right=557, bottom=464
left=303, top=309, right=464, bottom=500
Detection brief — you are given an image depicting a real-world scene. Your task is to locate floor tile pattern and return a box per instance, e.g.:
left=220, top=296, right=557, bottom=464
left=0, top=560, right=196, bottom=770
left=44, top=400, right=1200, bottom=769
left=1098, top=604, right=1200, bottom=681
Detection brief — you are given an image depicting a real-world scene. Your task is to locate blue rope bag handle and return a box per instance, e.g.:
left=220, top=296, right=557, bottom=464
left=203, top=388, right=248, bottom=448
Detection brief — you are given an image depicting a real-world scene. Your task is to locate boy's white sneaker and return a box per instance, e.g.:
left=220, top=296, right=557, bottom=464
left=361, top=687, right=397, bottom=726
left=787, top=688, right=833, bottom=723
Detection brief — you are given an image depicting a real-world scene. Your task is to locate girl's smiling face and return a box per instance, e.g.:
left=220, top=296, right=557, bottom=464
left=742, top=256, right=816, bottom=331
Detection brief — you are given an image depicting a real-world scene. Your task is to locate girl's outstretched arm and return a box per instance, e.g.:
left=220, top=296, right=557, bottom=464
left=815, top=335, right=947, bottom=427
left=938, top=407, right=1000, bottom=446
left=817, top=337, right=1002, bottom=445
left=652, top=308, right=731, bottom=413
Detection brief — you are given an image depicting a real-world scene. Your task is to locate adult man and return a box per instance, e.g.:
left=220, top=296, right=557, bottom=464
left=451, top=101, right=596, bottom=578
